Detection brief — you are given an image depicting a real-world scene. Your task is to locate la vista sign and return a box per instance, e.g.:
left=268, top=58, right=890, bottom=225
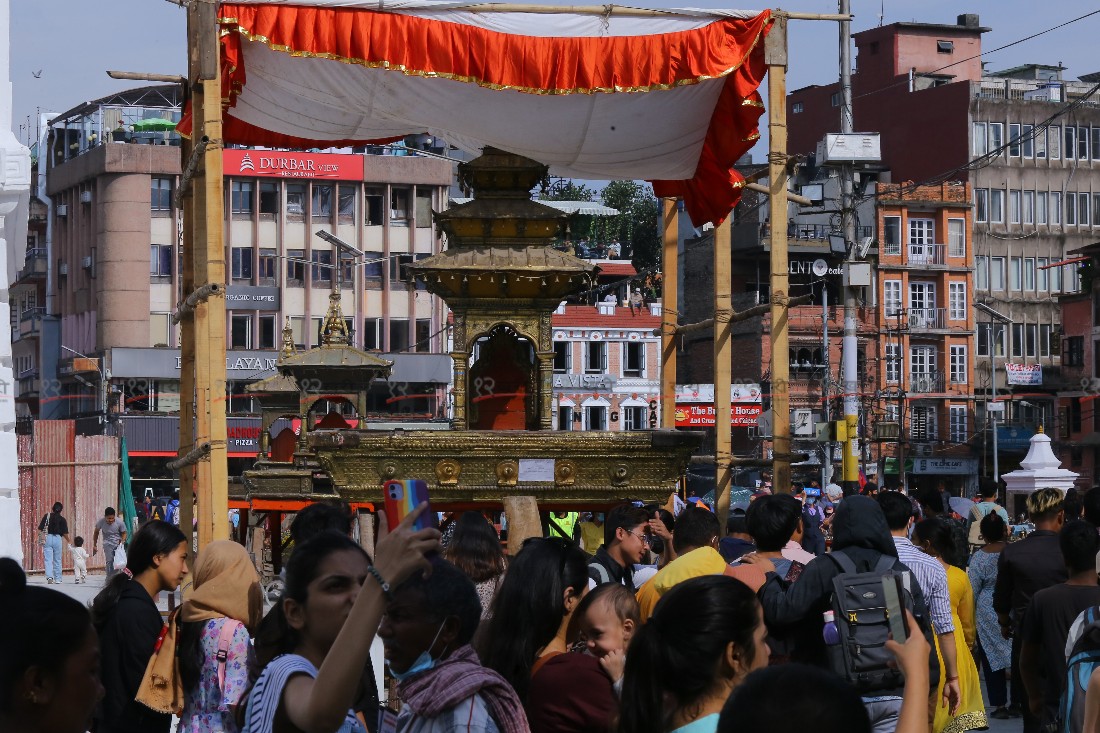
left=222, top=149, right=364, bottom=180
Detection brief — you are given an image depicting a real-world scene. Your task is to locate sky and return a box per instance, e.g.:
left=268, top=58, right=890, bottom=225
left=8, top=1, right=1100, bottom=161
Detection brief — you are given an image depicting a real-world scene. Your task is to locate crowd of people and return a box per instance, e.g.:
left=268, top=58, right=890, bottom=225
left=8, top=484, right=1100, bottom=733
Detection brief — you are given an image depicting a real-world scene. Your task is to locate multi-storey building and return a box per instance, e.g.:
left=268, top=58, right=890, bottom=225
left=874, top=182, right=977, bottom=493
left=787, top=12, right=1098, bottom=476
left=1053, top=244, right=1099, bottom=487
left=22, top=85, right=454, bottom=487
left=551, top=301, right=663, bottom=432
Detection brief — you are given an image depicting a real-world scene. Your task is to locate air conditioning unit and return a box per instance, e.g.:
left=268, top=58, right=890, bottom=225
left=56, top=204, right=68, bottom=217
left=79, top=191, right=92, bottom=204
left=912, top=375, right=936, bottom=393
left=58, top=262, right=68, bottom=276
left=81, top=256, right=93, bottom=269
left=914, top=443, right=934, bottom=457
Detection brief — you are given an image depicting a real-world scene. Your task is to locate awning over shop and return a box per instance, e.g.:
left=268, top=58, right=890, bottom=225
left=883, top=457, right=913, bottom=475
left=183, top=1, right=773, bottom=225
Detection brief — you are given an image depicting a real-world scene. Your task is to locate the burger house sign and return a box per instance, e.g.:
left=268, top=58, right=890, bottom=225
left=223, top=149, right=364, bottom=180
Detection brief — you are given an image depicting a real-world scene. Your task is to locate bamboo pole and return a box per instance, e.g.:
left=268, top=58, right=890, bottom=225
left=185, top=1, right=229, bottom=546
left=712, top=215, right=734, bottom=526
left=660, top=198, right=679, bottom=428
left=766, top=16, right=792, bottom=495
left=661, top=293, right=812, bottom=336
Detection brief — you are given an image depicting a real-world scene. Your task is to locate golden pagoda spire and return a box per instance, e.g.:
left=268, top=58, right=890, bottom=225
left=321, top=289, right=351, bottom=346
left=280, top=316, right=296, bottom=358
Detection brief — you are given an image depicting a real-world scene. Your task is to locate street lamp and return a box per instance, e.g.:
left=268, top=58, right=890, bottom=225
left=974, top=303, right=1011, bottom=485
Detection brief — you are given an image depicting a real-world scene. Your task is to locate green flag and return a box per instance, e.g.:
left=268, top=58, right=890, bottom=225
left=119, top=438, right=137, bottom=545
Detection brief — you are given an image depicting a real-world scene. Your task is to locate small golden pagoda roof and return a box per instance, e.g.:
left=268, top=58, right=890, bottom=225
left=276, top=290, right=393, bottom=391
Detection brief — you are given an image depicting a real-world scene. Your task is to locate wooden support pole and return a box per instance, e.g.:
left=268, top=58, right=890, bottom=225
left=661, top=294, right=812, bottom=336
left=712, top=216, right=734, bottom=526
left=184, top=1, right=229, bottom=548
left=660, top=198, right=679, bottom=428
left=502, top=496, right=542, bottom=556
left=767, top=16, right=793, bottom=494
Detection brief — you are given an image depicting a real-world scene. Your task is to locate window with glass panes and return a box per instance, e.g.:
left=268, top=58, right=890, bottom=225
left=230, top=315, right=252, bottom=349
left=1009, top=190, right=1020, bottom=223
left=1024, top=258, right=1035, bottom=290
left=623, top=342, right=645, bottom=377
left=1009, top=124, right=1021, bottom=157
left=312, top=185, right=333, bottom=217
left=1009, top=257, right=1021, bottom=290
left=949, top=346, right=967, bottom=383
left=885, top=343, right=900, bottom=382
left=975, top=189, right=988, bottom=222
left=1080, top=194, right=1090, bottom=226
left=259, top=315, right=277, bottom=349
left=1040, top=324, right=1052, bottom=357
left=391, top=188, right=410, bottom=222
left=364, top=251, right=383, bottom=288
left=231, top=247, right=253, bottom=281
left=258, top=249, right=276, bottom=284
left=1037, top=192, right=1047, bottom=224
left=1011, top=323, right=1023, bottom=357
left=949, top=282, right=966, bottom=320
left=415, top=319, right=432, bottom=352
left=363, top=318, right=381, bottom=350
left=389, top=318, right=409, bottom=351
left=990, top=189, right=1004, bottom=223
left=975, top=256, right=988, bottom=290
left=558, top=406, right=574, bottom=431
left=884, top=280, right=902, bottom=316
left=151, top=178, right=172, bottom=211
left=554, top=342, right=570, bottom=373
left=883, top=216, right=901, bottom=254
left=150, top=244, right=172, bottom=278
left=415, top=189, right=433, bottom=228
left=311, top=250, right=332, bottom=285
left=586, top=405, right=607, bottom=431
left=972, top=123, right=988, bottom=156
left=1022, top=125, right=1034, bottom=158
left=949, top=406, right=967, bottom=443
left=585, top=342, right=607, bottom=373
left=990, top=257, right=1005, bottom=290
left=948, top=218, right=965, bottom=257
left=287, top=250, right=305, bottom=286
left=623, top=405, right=647, bottom=430
left=1037, top=258, right=1048, bottom=290
left=1022, top=191, right=1034, bottom=224
left=230, top=180, right=253, bottom=214
left=286, top=184, right=306, bottom=216
left=338, top=186, right=356, bottom=219
left=365, top=187, right=384, bottom=226
left=259, top=182, right=279, bottom=214
left=911, top=405, right=937, bottom=441
left=1052, top=192, right=1063, bottom=224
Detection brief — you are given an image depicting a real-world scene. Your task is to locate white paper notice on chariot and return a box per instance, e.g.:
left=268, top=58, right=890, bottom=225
left=518, top=459, right=555, bottom=482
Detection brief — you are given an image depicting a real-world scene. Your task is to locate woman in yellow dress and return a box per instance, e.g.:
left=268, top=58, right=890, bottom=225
left=913, top=519, right=988, bottom=733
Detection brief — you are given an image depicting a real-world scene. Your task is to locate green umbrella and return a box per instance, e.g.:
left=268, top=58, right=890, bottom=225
left=132, top=118, right=177, bottom=132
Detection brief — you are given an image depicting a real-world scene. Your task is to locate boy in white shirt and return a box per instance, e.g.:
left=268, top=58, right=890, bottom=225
left=69, top=536, right=89, bottom=583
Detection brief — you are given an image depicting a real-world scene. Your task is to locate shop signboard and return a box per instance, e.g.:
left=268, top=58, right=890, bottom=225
left=674, top=402, right=762, bottom=428
left=222, top=149, right=364, bottom=180
left=912, top=457, right=978, bottom=475
left=1005, top=363, right=1042, bottom=385
left=225, top=286, right=280, bottom=311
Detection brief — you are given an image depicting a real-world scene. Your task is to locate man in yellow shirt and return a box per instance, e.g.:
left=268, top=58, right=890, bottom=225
left=578, top=512, right=605, bottom=556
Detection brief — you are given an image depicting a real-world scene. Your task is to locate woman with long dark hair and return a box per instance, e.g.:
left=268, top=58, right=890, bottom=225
left=481, top=537, right=613, bottom=733
left=444, top=512, right=506, bottom=618
left=0, top=558, right=103, bottom=733
left=177, top=540, right=263, bottom=733
left=617, top=575, right=768, bottom=733
left=913, top=519, right=987, bottom=733
left=92, top=519, right=189, bottom=733
left=244, top=507, right=439, bottom=733
left=966, top=512, right=1014, bottom=719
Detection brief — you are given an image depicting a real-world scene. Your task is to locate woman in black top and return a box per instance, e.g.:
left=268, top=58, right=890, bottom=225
left=39, top=502, right=70, bottom=584
left=91, top=520, right=188, bottom=733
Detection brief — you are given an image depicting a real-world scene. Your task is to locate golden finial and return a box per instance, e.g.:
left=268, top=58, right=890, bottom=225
left=280, top=317, right=295, bottom=358
left=321, top=290, right=350, bottom=346
left=1037, top=423, right=1045, bottom=434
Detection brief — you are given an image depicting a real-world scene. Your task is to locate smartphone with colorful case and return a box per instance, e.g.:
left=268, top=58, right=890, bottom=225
left=383, top=479, right=437, bottom=532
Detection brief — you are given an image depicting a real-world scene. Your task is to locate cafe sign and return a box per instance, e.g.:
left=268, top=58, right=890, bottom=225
left=912, top=457, right=978, bottom=475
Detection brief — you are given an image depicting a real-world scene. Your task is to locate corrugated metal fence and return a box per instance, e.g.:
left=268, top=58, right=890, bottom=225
left=18, top=421, right=120, bottom=574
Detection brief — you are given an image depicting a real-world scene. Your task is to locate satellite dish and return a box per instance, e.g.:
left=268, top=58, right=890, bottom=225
left=812, top=259, right=829, bottom=277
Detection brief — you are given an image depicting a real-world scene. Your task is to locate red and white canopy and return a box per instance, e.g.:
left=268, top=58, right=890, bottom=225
left=192, top=1, right=773, bottom=224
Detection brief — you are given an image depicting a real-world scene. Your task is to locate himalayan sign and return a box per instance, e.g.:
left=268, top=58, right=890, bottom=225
left=674, top=402, right=763, bottom=428
left=222, top=149, right=364, bottom=179
left=1005, top=363, right=1042, bottom=385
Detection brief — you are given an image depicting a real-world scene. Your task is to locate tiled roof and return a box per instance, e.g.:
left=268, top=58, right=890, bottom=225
left=595, top=262, right=637, bottom=277
left=552, top=305, right=661, bottom=329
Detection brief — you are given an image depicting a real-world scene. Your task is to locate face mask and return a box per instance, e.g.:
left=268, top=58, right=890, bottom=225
left=386, top=620, right=448, bottom=682
left=806, top=496, right=817, bottom=505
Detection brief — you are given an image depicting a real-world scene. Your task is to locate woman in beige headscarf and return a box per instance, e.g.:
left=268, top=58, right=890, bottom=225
left=175, top=541, right=263, bottom=733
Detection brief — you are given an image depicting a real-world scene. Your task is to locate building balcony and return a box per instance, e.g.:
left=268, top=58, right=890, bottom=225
left=15, top=248, right=48, bottom=284
left=907, top=307, right=947, bottom=331
left=14, top=307, right=44, bottom=341
left=909, top=371, right=945, bottom=394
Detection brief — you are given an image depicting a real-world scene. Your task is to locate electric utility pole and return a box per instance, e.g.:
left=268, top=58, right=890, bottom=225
left=838, top=0, right=861, bottom=494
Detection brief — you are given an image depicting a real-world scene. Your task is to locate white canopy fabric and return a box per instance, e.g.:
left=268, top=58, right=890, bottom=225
left=192, top=1, right=773, bottom=224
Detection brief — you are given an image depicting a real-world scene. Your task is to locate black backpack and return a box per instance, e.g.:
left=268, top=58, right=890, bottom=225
left=825, top=550, right=937, bottom=693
